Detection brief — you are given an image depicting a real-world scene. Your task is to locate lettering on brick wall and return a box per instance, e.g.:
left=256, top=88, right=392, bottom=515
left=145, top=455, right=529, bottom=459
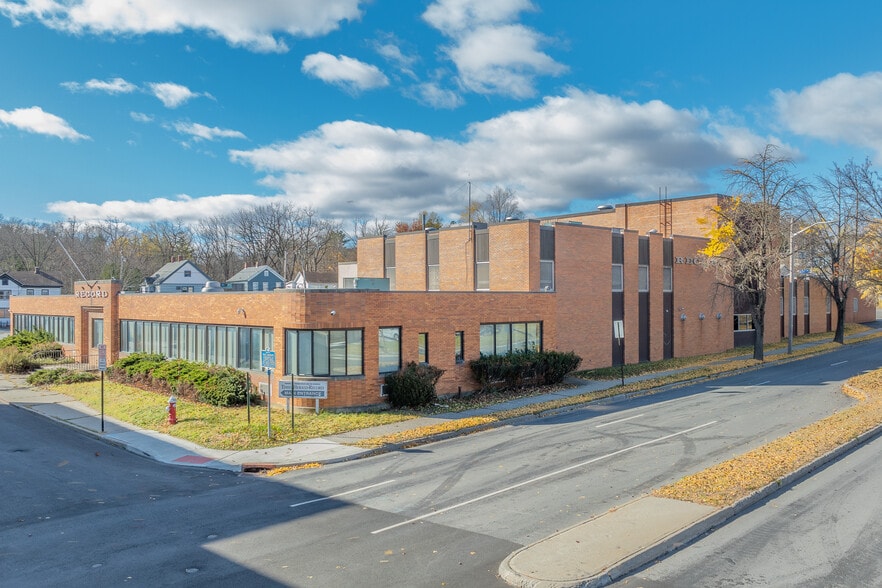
left=674, top=257, right=702, bottom=265
left=75, top=290, right=109, bottom=298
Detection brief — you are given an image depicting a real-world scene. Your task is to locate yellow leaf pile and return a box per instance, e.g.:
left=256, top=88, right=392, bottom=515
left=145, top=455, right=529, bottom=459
left=653, top=369, right=882, bottom=507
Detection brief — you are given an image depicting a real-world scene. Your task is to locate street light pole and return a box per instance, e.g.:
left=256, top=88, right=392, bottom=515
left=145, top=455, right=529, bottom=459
left=788, top=219, right=830, bottom=354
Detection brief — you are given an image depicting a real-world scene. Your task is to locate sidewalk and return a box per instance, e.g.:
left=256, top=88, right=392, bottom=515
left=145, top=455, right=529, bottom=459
left=2, top=326, right=881, bottom=587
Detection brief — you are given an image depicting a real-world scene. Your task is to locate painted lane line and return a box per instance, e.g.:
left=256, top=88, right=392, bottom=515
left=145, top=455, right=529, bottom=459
left=831, top=361, right=848, bottom=367
left=290, top=479, right=397, bottom=509
left=596, top=413, right=645, bottom=428
left=750, top=381, right=771, bottom=387
left=371, top=420, right=718, bottom=534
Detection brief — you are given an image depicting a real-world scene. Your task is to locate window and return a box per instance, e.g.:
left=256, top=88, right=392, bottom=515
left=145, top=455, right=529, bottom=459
left=13, top=314, right=74, bottom=344
left=343, top=277, right=356, bottom=288
left=734, top=314, right=754, bottom=331
left=479, top=322, right=541, bottom=355
left=454, top=331, right=464, bottom=364
left=184, top=270, right=191, bottom=277
left=285, top=329, right=363, bottom=376
left=1, top=278, right=6, bottom=285
left=26, top=289, right=34, bottom=295
left=663, top=266, right=673, bottom=292
left=0, top=291, right=9, bottom=300
left=418, top=332, right=428, bottom=363
left=41, top=289, right=49, bottom=295
left=427, top=231, right=440, bottom=291
left=92, top=318, right=104, bottom=347
left=854, top=297, right=859, bottom=313
left=475, top=229, right=489, bottom=290
left=378, top=327, right=401, bottom=373
left=263, top=270, right=269, bottom=277
left=826, top=295, right=832, bottom=313
left=540, top=227, right=554, bottom=292
left=638, top=265, right=649, bottom=292
left=611, top=265, right=623, bottom=292
left=384, top=238, right=396, bottom=290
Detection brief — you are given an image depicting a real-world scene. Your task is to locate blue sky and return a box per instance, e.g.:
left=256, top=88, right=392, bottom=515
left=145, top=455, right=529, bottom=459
left=2, top=0, right=882, bottom=226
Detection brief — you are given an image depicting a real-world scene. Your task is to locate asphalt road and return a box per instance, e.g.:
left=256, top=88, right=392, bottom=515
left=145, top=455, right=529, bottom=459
left=616, top=432, right=882, bottom=587
left=1, top=339, right=880, bottom=586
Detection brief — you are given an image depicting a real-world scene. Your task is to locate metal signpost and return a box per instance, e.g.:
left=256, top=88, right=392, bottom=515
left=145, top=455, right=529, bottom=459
left=279, top=379, right=328, bottom=430
left=613, top=320, right=625, bottom=386
left=97, top=344, right=107, bottom=432
left=260, top=350, right=276, bottom=438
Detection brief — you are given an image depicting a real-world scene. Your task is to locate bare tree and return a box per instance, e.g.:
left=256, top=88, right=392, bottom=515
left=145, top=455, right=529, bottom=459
left=143, top=220, right=194, bottom=267
left=194, top=215, right=241, bottom=282
left=700, top=145, right=808, bottom=360
left=482, top=186, right=523, bottom=223
left=797, top=161, right=865, bottom=343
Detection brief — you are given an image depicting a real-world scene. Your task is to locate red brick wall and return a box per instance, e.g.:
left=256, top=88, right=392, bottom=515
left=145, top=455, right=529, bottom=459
left=356, top=237, right=385, bottom=279
left=489, top=221, right=534, bottom=291
left=439, top=226, right=474, bottom=290
left=394, top=232, right=427, bottom=291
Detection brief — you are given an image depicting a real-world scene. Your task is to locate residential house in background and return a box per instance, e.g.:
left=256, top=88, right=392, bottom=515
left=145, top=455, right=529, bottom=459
left=0, top=268, right=63, bottom=327
left=288, top=270, right=338, bottom=289
left=140, top=259, right=211, bottom=293
left=226, top=265, right=285, bottom=292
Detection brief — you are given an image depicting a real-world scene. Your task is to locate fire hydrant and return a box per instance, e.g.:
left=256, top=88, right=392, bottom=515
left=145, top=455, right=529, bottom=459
left=167, top=395, right=177, bottom=425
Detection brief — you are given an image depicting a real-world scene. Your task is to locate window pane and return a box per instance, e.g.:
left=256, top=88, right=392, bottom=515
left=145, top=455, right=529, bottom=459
left=526, top=323, right=541, bottom=350
left=418, top=333, right=428, bottom=363
left=540, top=260, right=554, bottom=291
left=480, top=324, right=494, bottom=355
left=298, top=330, right=312, bottom=375
left=612, top=264, right=623, bottom=291
left=347, top=330, right=363, bottom=375
left=378, top=327, right=400, bottom=373
left=251, top=328, right=263, bottom=369
left=512, top=323, right=527, bottom=351
left=638, top=266, right=649, bottom=292
left=329, top=330, right=347, bottom=375
left=495, top=323, right=510, bottom=355
left=314, top=330, right=330, bottom=376
left=455, top=331, right=464, bottom=363
left=428, top=265, right=440, bottom=291
left=476, top=262, right=489, bottom=290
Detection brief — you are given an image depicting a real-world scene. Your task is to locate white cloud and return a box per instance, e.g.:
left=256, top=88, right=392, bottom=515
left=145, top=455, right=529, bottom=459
left=448, top=25, right=567, bottom=98
left=46, top=193, right=270, bottom=222
left=148, top=82, right=203, bottom=108
left=172, top=121, right=247, bottom=142
left=423, top=0, right=535, bottom=34
left=228, top=89, right=768, bottom=221
left=302, top=52, right=389, bottom=92
left=130, top=111, right=154, bottom=123
left=773, top=72, right=882, bottom=156
left=61, top=76, right=137, bottom=94
left=411, top=82, right=464, bottom=109
left=422, top=0, right=565, bottom=99
left=0, top=106, right=89, bottom=141
left=0, top=0, right=363, bottom=52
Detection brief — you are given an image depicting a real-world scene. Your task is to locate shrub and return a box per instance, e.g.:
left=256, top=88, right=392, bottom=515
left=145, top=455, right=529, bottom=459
left=469, top=350, right=581, bottom=391
left=27, top=368, right=98, bottom=386
left=0, top=347, right=39, bottom=374
left=385, top=361, right=445, bottom=408
left=0, top=329, right=55, bottom=352
left=107, top=354, right=251, bottom=407
left=30, top=341, right=66, bottom=363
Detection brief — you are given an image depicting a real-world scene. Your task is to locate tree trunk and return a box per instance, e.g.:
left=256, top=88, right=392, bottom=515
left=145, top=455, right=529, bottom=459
left=834, top=302, right=847, bottom=344
left=753, top=317, right=765, bottom=361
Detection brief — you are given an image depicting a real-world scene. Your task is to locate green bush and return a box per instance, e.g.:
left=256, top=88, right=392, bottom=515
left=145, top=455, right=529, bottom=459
left=469, top=349, right=581, bottom=391
left=27, top=367, right=98, bottom=386
left=385, top=361, right=445, bottom=408
left=0, top=329, right=55, bottom=352
left=107, top=354, right=251, bottom=407
left=30, top=341, right=66, bottom=363
left=0, top=347, right=39, bottom=374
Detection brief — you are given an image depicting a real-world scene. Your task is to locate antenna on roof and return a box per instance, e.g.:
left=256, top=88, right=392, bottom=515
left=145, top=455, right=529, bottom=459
left=56, top=238, right=88, bottom=281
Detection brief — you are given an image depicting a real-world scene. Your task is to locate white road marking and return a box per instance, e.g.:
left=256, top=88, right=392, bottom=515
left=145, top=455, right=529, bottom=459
left=751, top=380, right=771, bottom=387
left=371, top=420, right=718, bottom=534
left=290, top=479, right=397, bottom=509
left=831, top=361, right=848, bottom=367
left=596, top=413, right=645, bottom=428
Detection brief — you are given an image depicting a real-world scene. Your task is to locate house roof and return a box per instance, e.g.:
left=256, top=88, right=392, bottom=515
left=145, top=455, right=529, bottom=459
left=303, top=271, right=337, bottom=283
left=146, top=260, right=207, bottom=285
left=227, top=265, right=282, bottom=283
left=0, top=268, right=63, bottom=288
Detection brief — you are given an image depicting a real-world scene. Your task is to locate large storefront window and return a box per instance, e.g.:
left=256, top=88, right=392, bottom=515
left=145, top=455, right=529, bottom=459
left=13, top=314, right=75, bottom=344
left=285, top=329, right=363, bottom=376
left=120, top=320, right=272, bottom=370
left=479, top=322, right=541, bottom=356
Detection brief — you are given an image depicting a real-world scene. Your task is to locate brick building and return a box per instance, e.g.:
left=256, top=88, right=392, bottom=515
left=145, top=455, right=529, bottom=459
left=10, top=195, right=876, bottom=410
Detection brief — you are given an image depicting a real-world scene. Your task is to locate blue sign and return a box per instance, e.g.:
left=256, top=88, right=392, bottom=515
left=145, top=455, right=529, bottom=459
left=260, top=349, right=276, bottom=370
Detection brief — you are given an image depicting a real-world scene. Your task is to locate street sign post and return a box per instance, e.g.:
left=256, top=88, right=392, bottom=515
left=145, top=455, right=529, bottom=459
left=261, top=350, right=276, bottom=439
left=97, top=344, right=106, bottom=432
left=613, top=321, right=625, bottom=385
